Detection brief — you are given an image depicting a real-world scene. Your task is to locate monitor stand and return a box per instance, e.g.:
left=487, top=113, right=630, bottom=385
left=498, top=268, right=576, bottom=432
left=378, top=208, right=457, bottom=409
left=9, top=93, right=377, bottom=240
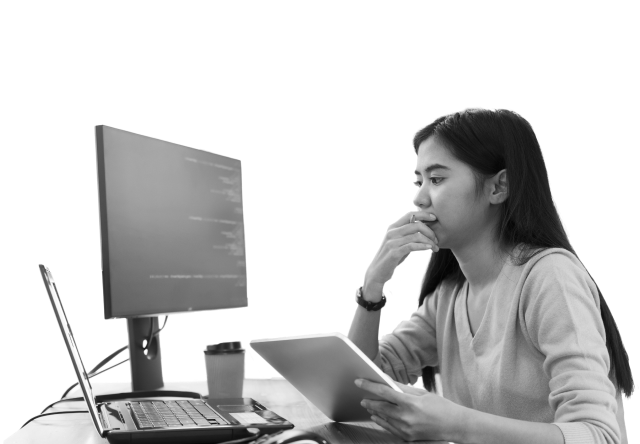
left=127, top=317, right=164, bottom=391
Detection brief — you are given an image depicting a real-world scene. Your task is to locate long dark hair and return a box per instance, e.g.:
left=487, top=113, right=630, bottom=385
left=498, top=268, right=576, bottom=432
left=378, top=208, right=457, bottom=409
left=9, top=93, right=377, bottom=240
left=414, top=109, right=634, bottom=397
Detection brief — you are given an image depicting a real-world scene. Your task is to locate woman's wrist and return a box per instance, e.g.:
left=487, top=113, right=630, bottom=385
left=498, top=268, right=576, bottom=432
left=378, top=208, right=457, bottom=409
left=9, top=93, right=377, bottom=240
left=453, top=404, right=474, bottom=444
left=362, top=280, right=384, bottom=302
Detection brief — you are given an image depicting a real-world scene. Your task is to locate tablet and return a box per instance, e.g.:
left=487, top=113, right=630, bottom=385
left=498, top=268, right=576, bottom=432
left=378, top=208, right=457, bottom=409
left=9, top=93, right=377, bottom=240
left=250, top=332, right=402, bottom=422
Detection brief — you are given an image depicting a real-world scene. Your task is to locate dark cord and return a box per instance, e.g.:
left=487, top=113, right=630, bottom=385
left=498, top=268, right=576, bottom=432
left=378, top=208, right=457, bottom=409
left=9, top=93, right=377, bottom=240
left=18, top=390, right=202, bottom=430
left=32, top=315, right=175, bottom=429
left=26, top=398, right=84, bottom=430
left=40, top=396, right=84, bottom=413
left=142, top=315, right=171, bottom=352
left=58, top=356, right=129, bottom=399
left=22, top=411, right=89, bottom=429
left=88, top=345, right=128, bottom=375
left=29, top=407, right=259, bottom=440
left=58, top=317, right=167, bottom=399
left=217, top=429, right=262, bottom=444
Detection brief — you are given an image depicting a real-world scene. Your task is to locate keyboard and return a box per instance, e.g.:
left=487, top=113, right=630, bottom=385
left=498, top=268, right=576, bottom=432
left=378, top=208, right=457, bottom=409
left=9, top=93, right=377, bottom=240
left=128, top=399, right=228, bottom=429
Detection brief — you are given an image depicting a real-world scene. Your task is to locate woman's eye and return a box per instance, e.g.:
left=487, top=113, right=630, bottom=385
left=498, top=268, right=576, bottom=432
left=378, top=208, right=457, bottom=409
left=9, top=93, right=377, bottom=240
left=414, top=178, right=443, bottom=187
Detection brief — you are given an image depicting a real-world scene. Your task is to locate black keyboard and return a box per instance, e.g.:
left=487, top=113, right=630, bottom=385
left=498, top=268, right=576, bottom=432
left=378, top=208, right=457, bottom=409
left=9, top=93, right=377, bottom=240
left=128, top=399, right=228, bottom=429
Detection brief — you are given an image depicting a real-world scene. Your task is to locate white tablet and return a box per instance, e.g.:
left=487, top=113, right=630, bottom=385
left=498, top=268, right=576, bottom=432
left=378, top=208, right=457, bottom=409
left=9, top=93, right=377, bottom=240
left=250, top=332, right=402, bottom=422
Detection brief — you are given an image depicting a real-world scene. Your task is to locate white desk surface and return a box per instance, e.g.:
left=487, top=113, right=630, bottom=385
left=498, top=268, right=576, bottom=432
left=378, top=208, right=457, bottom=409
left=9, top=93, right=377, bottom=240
left=5, top=379, right=451, bottom=444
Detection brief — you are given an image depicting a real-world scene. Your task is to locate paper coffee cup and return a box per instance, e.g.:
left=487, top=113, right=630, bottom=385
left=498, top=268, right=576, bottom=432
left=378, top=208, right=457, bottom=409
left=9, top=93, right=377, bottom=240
left=204, top=341, right=244, bottom=399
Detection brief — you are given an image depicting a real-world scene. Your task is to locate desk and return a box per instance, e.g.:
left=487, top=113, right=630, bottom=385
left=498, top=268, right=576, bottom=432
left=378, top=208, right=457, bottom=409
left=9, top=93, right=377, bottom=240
left=5, top=379, right=450, bottom=444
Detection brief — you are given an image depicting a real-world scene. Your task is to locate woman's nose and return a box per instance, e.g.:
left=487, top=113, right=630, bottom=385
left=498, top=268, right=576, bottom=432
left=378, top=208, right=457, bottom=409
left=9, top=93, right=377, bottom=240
left=413, top=188, right=430, bottom=209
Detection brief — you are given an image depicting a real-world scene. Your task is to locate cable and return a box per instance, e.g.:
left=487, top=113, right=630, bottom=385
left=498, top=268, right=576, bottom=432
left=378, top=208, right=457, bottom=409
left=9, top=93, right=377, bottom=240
left=58, top=345, right=129, bottom=399
left=27, top=410, right=261, bottom=443
left=59, top=317, right=168, bottom=398
left=60, top=358, right=130, bottom=399
left=60, top=383, right=78, bottom=400
left=143, top=316, right=168, bottom=352
left=55, top=358, right=197, bottom=408
left=217, top=429, right=262, bottom=444
left=87, top=345, right=128, bottom=375
left=89, top=315, right=171, bottom=377
left=18, top=410, right=89, bottom=430
left=58, top=317, right=167, bottom=399
left=89, top=357, right=129, bottom=379
left=43, top=390, right=200, bottom=414
left=152, top=315, right=171, bottom=336
left=36, top=397, right=84, bottom=415
left=18, top=398, right=84, bottom=430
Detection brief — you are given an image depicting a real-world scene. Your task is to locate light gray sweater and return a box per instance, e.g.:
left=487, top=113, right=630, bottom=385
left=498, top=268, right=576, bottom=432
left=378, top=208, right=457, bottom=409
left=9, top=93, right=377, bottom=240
left=379, top=248, right=621, bottom=444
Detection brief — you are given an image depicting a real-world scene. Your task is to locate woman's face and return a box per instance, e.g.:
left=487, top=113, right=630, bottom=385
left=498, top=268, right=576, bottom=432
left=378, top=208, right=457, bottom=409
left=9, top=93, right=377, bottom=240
left=413, top=136, right=498, bottom=251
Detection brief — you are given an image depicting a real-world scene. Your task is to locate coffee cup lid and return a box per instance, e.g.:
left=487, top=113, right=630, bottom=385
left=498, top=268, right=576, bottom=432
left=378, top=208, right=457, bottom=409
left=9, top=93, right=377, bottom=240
left=204, top=341, right=244, bottom=355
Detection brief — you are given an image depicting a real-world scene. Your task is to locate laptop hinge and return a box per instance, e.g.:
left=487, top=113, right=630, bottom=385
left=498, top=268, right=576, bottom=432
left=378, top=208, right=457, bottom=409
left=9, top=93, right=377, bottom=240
left=97, top=403, right=120, bottom=433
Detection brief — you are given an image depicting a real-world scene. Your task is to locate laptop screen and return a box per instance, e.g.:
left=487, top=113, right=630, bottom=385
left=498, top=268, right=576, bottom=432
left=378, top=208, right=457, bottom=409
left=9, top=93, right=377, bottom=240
left=40, top=265, right=104, bottom=436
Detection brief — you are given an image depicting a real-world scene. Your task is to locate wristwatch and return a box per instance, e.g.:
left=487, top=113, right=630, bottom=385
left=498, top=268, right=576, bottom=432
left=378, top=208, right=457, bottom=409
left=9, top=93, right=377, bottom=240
left=355, top=286, right=386, bottom=311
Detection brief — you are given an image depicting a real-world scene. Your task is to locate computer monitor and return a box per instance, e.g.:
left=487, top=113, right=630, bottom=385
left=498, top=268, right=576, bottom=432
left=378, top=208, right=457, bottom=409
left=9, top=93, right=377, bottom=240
left=95, top=126, right=247, bottom=391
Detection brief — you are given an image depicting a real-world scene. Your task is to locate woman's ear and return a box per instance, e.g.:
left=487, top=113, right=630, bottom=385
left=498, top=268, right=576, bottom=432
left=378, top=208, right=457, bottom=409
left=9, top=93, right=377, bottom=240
left=488, top=169, right=508, bottom=204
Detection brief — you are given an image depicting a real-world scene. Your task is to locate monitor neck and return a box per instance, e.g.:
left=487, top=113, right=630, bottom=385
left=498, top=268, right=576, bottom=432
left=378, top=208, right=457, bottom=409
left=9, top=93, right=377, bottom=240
left=127, top=317, right=164, bottom=391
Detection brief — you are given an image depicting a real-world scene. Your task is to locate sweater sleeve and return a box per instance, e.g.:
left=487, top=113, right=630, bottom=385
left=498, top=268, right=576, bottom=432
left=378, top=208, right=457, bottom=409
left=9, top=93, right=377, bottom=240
left=522, top=251, right=620, bottom=444
left=378, top=284, right=441, bottom=384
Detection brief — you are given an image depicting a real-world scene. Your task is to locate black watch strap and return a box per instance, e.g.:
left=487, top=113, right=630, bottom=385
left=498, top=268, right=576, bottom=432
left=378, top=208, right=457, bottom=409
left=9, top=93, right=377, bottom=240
left=356, top=286, right=386, bottom=311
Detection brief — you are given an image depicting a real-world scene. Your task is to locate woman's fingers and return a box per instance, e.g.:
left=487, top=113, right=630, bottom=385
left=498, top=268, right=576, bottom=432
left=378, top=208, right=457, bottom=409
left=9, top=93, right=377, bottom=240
left=388, top=211, right=419, bottom=230
left=380, top=241, right=432, bottom=268
left=387, top=215, right=439, bottom=248
left=386, top=224, right=440, bottom=251
left=364, top=210, right=440, bottom=288
left=396, top=382, right=429, bottom=396
left=388, top=210, right=437, bottom=230
left=398, top=243, right=436, bottom=263
left=413, top=223, right=439, bottom=247
left=411, top=231, right=439, bottom=251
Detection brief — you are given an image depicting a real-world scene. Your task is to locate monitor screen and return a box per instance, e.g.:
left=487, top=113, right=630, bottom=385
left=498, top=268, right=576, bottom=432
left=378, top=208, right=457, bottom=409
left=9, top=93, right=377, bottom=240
left=96, top=126, right=247, bottom=319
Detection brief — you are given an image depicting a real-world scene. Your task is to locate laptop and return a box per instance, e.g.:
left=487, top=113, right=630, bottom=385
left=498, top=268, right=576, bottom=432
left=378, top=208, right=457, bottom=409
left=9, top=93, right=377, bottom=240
left=39, top=264, right=293, bottom=443
left=251, top=333, right=402, bottom=422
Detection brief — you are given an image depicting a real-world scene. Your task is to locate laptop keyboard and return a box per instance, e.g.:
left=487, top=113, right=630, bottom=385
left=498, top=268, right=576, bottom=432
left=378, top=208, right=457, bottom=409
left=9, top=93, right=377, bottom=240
left=128, top=399, right=228, bottom=429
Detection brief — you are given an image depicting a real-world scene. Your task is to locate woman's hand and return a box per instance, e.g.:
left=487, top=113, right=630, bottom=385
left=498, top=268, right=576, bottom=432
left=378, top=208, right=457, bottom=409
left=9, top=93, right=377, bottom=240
left=364, top=211, right=439, bottom=297
left=356, top=378, right=465, bottom=443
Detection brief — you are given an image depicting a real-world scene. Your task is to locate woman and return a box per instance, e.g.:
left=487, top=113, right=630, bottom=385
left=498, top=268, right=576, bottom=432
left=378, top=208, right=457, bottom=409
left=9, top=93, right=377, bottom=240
left=349, top=109, right=633, bottom=444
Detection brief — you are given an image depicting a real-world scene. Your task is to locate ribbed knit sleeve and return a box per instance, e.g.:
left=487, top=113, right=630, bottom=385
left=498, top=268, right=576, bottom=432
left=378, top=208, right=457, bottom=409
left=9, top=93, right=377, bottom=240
left=522, top=251, right=620, bottom=444
left=378, top=282, right=441, bottom=384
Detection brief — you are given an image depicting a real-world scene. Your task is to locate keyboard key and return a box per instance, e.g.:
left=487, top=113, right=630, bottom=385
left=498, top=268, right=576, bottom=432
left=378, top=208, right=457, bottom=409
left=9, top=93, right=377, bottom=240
left=128, top=399, right=231, bottom=430
left=194, top=405, right=216, bottom=416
